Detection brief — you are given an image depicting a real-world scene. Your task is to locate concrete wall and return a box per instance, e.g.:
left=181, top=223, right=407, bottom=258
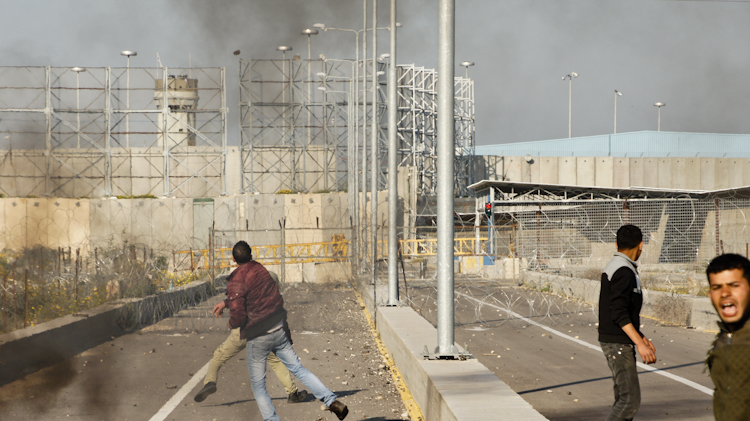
left=483, top=155, right=750, bottom=190
left=0, top=192, right=354, bottom=256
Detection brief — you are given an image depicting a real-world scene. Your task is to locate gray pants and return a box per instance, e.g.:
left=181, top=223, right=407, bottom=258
left=601, top=342, right=640, bottom=421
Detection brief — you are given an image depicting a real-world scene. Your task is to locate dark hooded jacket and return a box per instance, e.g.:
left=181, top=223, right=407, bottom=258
left=226, top=260, right=286, bottom=340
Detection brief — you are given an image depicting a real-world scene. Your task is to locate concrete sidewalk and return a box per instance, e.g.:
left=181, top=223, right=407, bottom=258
left=358, top=278, right=548, bottom=421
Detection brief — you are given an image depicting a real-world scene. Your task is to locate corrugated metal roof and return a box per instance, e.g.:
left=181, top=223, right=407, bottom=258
left=475, top=131, right=750, bottom=158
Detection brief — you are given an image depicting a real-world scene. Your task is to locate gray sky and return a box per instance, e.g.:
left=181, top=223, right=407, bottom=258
left=1, top=0, right=749, bottom=146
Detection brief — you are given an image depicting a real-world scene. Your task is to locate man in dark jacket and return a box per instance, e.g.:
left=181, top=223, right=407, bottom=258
left=706, top=253, right=750, bottom=421
left=598, top=224, right=656, bottom=421
left=227, top=241, right=348, bottom=421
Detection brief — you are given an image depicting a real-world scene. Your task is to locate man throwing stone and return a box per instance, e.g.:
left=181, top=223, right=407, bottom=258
left=194, top=270, right=308, bottom=404
left=226, top=241, right=348, bottom=420
left=598, top=224, right=656, bottom=421
left=706, top=253, right=750, bottom=420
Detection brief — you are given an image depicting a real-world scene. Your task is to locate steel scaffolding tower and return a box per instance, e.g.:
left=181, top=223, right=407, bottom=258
left=397, top=64, right=475, bottom=196
left=0, top=66, right=227, bottom=198
left=240, top=59, right=475, bottom=196
left=240, top=58, right=374, bottom=194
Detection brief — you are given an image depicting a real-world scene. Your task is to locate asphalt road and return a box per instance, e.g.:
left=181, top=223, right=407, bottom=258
left=407, top=278, right=717, bottom=421
left=0, top=284, right=409, bottom=421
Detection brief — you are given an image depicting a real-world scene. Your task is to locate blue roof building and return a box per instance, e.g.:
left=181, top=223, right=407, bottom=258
left=475, top=131, right=750, bottom=158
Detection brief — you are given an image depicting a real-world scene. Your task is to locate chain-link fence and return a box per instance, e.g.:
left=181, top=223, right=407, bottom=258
left=0, top=245, right=204, bottom=335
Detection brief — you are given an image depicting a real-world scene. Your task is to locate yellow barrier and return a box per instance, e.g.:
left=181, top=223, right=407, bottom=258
left=172, top=237, right=488, bottom=272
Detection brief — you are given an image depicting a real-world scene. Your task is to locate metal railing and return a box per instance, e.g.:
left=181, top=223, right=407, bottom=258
left=172, top=237, right=489, bottom=272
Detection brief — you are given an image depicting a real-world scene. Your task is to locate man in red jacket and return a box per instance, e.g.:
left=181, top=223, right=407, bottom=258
left=226, top=241, right=348, bottom=421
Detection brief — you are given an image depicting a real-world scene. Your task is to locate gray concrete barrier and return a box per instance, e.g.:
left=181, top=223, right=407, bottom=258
left=0, top=278, right=213, bottom=385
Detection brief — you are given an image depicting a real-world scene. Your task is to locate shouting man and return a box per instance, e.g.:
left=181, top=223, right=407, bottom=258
left=706, top=253, right=750, bottom=421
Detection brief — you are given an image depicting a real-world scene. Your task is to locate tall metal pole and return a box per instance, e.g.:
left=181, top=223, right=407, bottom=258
left=77, top=71, right=80, bottom=148
left=361, top=1, right=369, bottom=273
left=72, top=67, right=86, bottom=148
left=654, top=102, right=665, bottom=132
left=387, top=0, right=399, bottom=305
left=437, top=0, right=456, bottom=355
left=370, top=0, right=379, bottom=289
left=127, top=56, right=130, bottom=148
left=562, top=72, right=577, bottom=138
left=354, top=32, right=360, bottom=274
left=614, top=90, right=622, bottom=134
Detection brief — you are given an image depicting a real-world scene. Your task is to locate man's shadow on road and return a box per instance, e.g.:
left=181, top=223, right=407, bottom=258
left=211, top=389, right=364, bottom=407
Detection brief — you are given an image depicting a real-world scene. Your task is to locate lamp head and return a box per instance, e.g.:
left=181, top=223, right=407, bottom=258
left=313, top=23, right=326, bottom=30
left=571, top=72, right=578, bottom=78
left=120, top=51, right=137, bottom=57
left=615, top=90, right=622, bottom=96
left=460, top=61, right=475, bottom=67
left=71, top=67, right=87, bottom=73
left=277, top=46, right=293, bottom=52
left=301, top=28, right=319, bottom=36
left=654, top=102, right=666, bottom=107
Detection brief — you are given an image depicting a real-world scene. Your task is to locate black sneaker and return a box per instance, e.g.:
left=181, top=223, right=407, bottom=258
left=194, top=382, right=217, bottom=402
left=328, top=400, right=349, bottom=420
left=287, top=389, right=308, bottom=403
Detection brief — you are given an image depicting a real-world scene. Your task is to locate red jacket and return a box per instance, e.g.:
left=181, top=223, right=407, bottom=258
left=226, top=260, right=286, bottom=340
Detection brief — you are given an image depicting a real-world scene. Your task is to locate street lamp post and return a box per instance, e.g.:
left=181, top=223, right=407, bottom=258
left=314, top=15, right=401, bottom=274
left=276, top=45, right=292, bottom=60
left=614, top=90, right=622, bottom=134
left=301, top=29, right=319, bottom=191
left=386, top=0, right=399, bottom=306
left=314, top=23, right=363, bottom=272
left=71, top=67, right=87, bottom=148
left=277, top=46, right=294, bottom=189
left=562, top=72, right=578, bottom=138
left=120, top=51, right=137, bottom=148
left=654, top=102, right=666, bottom=132
left=370, top=0, right=378, bottom=290
left=460, top=61, right=474, bottom=79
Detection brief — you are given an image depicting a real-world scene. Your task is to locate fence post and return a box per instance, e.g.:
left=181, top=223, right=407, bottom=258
left=94, top=247, right=99, bottom=275
left=350, top=217, right=356, bottom=274
left=209, top=226, right=215, bottom=287
left=279, top=218, right=286, bottom=284
left=715, top=198, right=721, bottom=256
left=2, top=270, right=7, bottom=333
left=75, top=249, right=80, bottom=306
left=23, top=269, right=28, bottom=328
left=190, top=249, right=195, bottom=272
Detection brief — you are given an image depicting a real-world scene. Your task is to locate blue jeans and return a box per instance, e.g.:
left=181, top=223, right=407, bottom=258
left=601, top=342, right=640, bottom=421
left=246, top=328, right=337, bottom=421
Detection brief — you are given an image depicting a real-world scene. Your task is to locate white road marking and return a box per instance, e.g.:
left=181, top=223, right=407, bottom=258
left=456, top=291, right=714, bottom=396
left=149, top=362, right=210, bottom=421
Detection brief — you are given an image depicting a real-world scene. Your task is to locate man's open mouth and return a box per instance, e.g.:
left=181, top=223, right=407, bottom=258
left=721, top=302, right=738, bottom=318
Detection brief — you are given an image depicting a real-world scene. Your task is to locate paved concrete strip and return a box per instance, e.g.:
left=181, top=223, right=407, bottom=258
left=456, top=291, right=714, bottom=396
left=149, top=362, right=209, bottom=421
left=377, top=306, right=548, bottom=420
left=354, top=291, right=425, bottom=421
